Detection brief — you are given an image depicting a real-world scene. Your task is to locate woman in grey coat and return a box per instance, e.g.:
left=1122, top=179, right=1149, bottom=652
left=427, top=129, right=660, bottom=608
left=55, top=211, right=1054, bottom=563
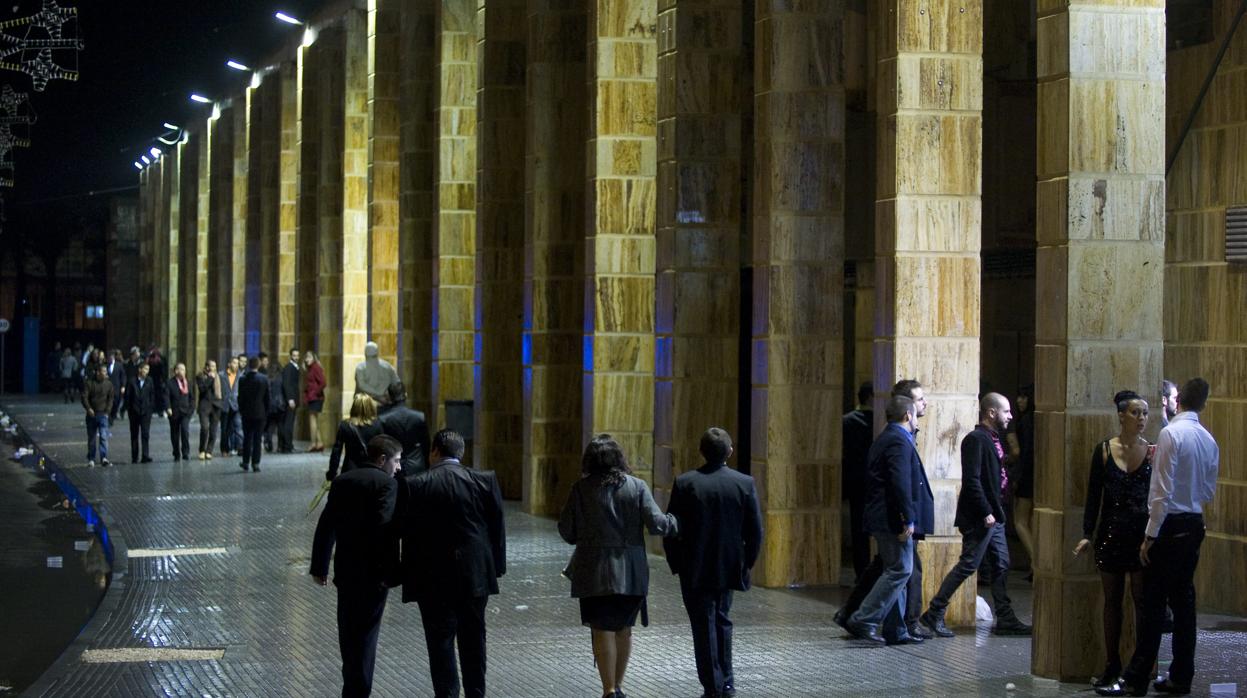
left=559, top=434, right=678, bottom=698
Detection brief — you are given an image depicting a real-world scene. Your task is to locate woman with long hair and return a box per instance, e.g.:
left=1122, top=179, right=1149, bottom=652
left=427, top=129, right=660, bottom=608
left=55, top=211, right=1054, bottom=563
left=559, top=434, right=678, bottom=698
left=1075, top=390, right=1154, bottom=688
left=325, top=392, right=383, bottom=480
left=303, top=350, right=326, bottom=452
left=1006, top=384, right=1036, bottom=577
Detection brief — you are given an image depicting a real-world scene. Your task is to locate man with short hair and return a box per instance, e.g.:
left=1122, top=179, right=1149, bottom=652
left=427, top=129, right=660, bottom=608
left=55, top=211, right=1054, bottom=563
left=847, top=395, right=932, bottom=646
left=125, top=362, right=156, bottom=463
left=921, top=393, right=1031, bottom=637
left=237, top=356, right=271, bottom=473
left=379, top=381, right=430, bottom=476
left=82, top=364, right=114, bottom=467
left=1098, top=378, right=1220, bottom=697
left=107, top=349, right=126, bottom=425
left=279, top=348, right=301, bottom=453
left=842, top=381, right=876, bottom=578
left=664, top=427, right=763, bottom=698
left=1159, top=379, right=1178, bottom=429
left=311, top=433, right=402, bottom=698
left=399, top=430, right=505, bottom=698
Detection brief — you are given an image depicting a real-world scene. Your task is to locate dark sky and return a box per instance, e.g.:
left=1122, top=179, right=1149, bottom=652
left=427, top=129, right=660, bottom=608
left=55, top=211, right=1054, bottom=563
left=6, top=0, right=325, bottom=219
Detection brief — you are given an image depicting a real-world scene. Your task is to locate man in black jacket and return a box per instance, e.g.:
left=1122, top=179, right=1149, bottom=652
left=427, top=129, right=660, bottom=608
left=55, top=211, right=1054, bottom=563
left=378, top=381, right=430, bottom=476
left=125, top=362, right=157, bottom=463
left=846, top=395, right=933, bottom=646
left=399, top=430, right=505, bottom=698
left=920, top=392, right=1031, bottom=637
left=107, top=349, right=126, bottom=425
left=279, top=349, right=300, bottom=453
left=311, top=433, right=402, bottom=698
left=236, top=356, right=271, bottom=472
left=664, top=428, right=762, bottom=698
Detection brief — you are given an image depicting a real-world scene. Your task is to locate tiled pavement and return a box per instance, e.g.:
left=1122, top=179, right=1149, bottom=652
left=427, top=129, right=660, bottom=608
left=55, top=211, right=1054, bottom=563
left=5, top=395, right=1245, bottom=698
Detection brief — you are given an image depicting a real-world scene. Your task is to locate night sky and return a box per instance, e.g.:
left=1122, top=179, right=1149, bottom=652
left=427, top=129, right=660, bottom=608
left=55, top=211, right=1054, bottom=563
left=6, top=0, right=325, bottom=227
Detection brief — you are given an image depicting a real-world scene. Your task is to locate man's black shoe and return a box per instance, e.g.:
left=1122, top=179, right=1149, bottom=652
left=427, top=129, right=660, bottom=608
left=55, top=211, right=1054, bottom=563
left=886, top=634, right=924, bottom=645
left=920, top=611, right=955, bottom=638
left=1153, top=677, right=1191, bottom=695
left=1095, top=679, right=1148, bottom=697
left=140, top=457, right=153, bottom=463
left=239, top=461, right=249, bottom=471
left=907, top=621, right=933, bottom=640
left=833, top=609, right=850, bottom=632
left=993, top=618, right=1033, bottom=636
left=846, top=619, right=886, bottom=644
left=252, top=465, right=260, bottom=472
left=721, top=684, right=736, bottom=697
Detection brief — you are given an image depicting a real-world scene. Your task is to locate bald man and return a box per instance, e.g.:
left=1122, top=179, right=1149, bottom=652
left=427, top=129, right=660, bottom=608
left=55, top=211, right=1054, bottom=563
left=920, top=393, right=1032, bottom=638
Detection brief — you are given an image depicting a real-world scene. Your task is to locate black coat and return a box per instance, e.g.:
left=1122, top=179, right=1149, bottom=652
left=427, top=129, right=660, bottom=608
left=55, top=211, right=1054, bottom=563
left=165, top=379, right=195, bottom=418
left=125, top=377, right=157, bottom=417
left=310, top=465, right=399, bottom=588
left=328, top=420, right=385, bottom=480
left=663, top=462, right=763, bottom=592
left=237, top=370, right=271, bottom=422
left=863, top=423, right=935, bottom=538
left=379, top=406, right=430, bottom=475
left=281, top=362, right=300, bottom=409
left=398, top=460, right=506, bottom=603
left=841, top=408, right=874, bottom=503
left=195, top=373, right=223, bottom=410
left=954, top=425, right=1008, bottom=532
left=107, top=361, right=126, bottom=397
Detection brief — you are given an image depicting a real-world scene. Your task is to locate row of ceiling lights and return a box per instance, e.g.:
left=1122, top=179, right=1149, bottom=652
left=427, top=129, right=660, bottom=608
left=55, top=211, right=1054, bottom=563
left=134, top=11, right=305, bottom=171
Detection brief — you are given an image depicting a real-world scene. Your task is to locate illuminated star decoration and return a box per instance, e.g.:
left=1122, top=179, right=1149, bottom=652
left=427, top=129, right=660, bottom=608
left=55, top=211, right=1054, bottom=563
left=0, top=0, right=82, bottom=92
left=0, top=83, right=34, bottom=186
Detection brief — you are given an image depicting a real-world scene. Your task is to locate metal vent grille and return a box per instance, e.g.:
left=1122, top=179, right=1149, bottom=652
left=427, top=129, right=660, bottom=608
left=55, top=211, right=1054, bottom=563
left=1229, top=206, right=1247, bottom=264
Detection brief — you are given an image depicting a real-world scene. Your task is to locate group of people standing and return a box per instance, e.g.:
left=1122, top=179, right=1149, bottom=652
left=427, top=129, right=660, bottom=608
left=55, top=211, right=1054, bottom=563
left=838, top=376, right=1220, bottom=697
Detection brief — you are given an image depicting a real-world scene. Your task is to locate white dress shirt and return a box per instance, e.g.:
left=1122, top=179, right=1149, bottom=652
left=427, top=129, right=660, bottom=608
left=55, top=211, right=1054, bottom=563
left=1146, top=411, right=1220, bottom=538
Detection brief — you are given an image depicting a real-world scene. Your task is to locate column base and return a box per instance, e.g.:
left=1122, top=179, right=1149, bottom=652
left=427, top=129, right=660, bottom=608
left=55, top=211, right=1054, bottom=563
left=918, top=536, right=977, bottom=628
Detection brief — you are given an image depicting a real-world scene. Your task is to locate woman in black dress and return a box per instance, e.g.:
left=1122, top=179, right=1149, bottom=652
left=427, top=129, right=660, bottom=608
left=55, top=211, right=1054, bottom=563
left=558, top=435, right=678, bottom=698
left=325, top=392, right=383, bottom=480
left=1074, top=390, right=1153, bottom=687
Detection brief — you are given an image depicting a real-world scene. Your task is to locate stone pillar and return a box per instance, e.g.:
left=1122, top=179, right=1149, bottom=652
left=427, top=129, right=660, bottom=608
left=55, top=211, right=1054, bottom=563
left=750, top=1, right=845, bottom=587
left=1032, top=0, right=1165, bottom=680
left=474, top=0, right=525, bottom=495
left=317, top=25, right=347, bottom=428
left=368, top=0, right=401, bottom=360
left=523, top=2, right=586, bottom=514
left=256, top=72, right=281, bottom=355
left=208, top=106, right=234, bottom=361
left=431, top=0, right=478, bottom=431
left=296, top=39, right=321, bottom=378
left=164, top=144, right=180, bottom=364
left=137, top=168, right=153, bottom=346
left=177, top=135, right=199, bottom=374
left=874, top=0, right=984, bottom=624
left=277, top=61, right=298, bottom=358
left=232, top=95, right=250, bottom=355
left=399, top=3, right=436, bottom=418
left=195, top=125, right=210, bottom=370
left=341, top=9, right=371, bottom=416
left=585, top=0, right=658, bottom=476
left=654, top=0, right=742, bottom=508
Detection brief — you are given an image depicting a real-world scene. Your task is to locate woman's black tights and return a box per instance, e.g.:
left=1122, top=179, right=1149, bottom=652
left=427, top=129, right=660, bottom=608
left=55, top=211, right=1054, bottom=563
left=1101, top=570, right=1145, bottom=670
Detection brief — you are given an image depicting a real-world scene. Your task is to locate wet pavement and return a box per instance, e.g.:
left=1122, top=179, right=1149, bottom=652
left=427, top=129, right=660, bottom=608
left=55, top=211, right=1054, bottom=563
left=3, top=394, right=1245, bottom=697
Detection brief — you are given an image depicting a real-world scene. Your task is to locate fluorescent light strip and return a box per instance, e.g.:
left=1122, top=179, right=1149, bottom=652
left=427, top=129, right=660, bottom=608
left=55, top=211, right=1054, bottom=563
left=127, top=546, right=228, bottom=558
left=82, top=648, right=226, bottom=663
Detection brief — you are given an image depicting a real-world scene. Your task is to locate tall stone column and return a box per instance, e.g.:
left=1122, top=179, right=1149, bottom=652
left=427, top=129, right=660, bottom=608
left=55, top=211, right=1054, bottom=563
left=195, top=125, right=210, bottom=369
left=398, top=3, right=436, bottom=418
left=277, top=61, right=298, bottom=358
left=177, top=135, right=200, bottom=374
left=431, top=0, right=478, bottom=431
left=162, top=145, right=180, bottom=362
left=750, top=0, right=844, bottom=586
left=296, top=40, right=321, bottom=376
left=654, top=0, right=742, bottom=507
left=475, top=0, right=525, bottom=495
left=1032, top=0, right=1165, bottom=680
left=138, top=168, right=154, bottom=346
left=208, top=105, right=234, bottom=361
left=341, top=9, right=371, bottom=415
left=368, top=0, right=401, bottom=360
left=585, top=0, right=658, bottom=476
left=246, top=83, right=263, bottom=356
left=256, top=73, right=281, bottom=355
left=523, top=2, right=586, bottom=514
left=316, top=25, right=347, bottom=427
left=232, top=95, right=250, bottom=355
left=874, top=0, right=984, bottom=624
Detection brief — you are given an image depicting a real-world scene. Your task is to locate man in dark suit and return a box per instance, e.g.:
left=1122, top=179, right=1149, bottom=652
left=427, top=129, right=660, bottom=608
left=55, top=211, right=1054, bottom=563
left=236, top=356, right=271, bottom=473
left=399, top=430, right=505, bottom=698
left=311, top=433, right=402, bottom=698
left=846, top=394, right=933, bottom=645
left=107, top=349, right=126, bottom=425
left=664, top=427, right=763, bottom=698
left=379, top=381, right=430, bottom=476
left=125, top=362, right=157, bottom=463
left=921, top=392, right=1031, bottom=637
left=279, top=348, right=301, bottom=453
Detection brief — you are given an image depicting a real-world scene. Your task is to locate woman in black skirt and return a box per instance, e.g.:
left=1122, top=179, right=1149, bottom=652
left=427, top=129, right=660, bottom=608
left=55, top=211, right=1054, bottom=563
left=559, top=435, right=678, bottom=698
left=1075, top=390, right=1153, bottom=687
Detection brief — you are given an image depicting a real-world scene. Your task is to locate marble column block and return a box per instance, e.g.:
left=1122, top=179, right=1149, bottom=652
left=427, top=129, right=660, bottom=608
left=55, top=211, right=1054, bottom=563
left=523, top=1, right=586, bottom=515
left=207, top=106, right=234, bottom=362
left=368, top=0, right=401, bottom=361
left=232, top=94, right=250, bottom=355
left=751, top=1, right=845, bottom=587
left=256, top=74, right=281, bottom=355
left=654, top=0, right=743, bottom=514
left=195, top=126, right=210, bottom=370
left=163, top=144, right=180, bottom=364
left=277, top=61, right=298, bottom=359
left=341, top=9, right=371, bottom=418
left=585, top=0, right=658, bottom=481
left=874, top=0, right=982, bottom=625
left=399, top=3, right=436, bottom=419
left=474, top=0, right=526, bottom=497
left=432, top=0, right=479, bottom=432
left=1033, top=0, right=1165, bottom=681
left=316, top=25, right=347, bottom=429
left=296, top=41, right=321, bottom=382
left=177, top=136, right=200, bottom=375
left=137, top=169, right=153, bottom=347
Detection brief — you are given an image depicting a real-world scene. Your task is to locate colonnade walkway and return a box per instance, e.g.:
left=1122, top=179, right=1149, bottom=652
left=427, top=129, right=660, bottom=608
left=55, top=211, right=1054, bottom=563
left=5, top=395, right=1245, bottom=697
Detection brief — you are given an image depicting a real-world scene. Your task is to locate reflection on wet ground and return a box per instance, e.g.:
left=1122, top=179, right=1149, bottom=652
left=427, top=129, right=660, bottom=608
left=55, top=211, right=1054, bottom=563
left=0, top=414, right=109, bottom=696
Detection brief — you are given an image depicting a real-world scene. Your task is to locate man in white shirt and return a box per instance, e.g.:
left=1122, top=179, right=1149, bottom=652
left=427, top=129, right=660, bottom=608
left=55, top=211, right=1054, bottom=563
left=1098, top=377, right=1219, bottom=697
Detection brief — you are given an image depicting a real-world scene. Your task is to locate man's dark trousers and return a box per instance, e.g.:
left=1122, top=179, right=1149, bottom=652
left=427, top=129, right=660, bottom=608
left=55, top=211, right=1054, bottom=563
left=129, top=413, right=151, bottom=462
left=842, top=547, right=924, bottom=624
left=1122, top=514, right=1206, bottom=689
left=681, top=581, right=734, bottom=696
left=279, top=408, right=296, bottom=452
left=927, top=523, right=1014, bottom=618
left=417, top=596, right=488, bottom=698
left=337, top=584, right=388, bottom=697
left=241, top=418, right=266, bottom=468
